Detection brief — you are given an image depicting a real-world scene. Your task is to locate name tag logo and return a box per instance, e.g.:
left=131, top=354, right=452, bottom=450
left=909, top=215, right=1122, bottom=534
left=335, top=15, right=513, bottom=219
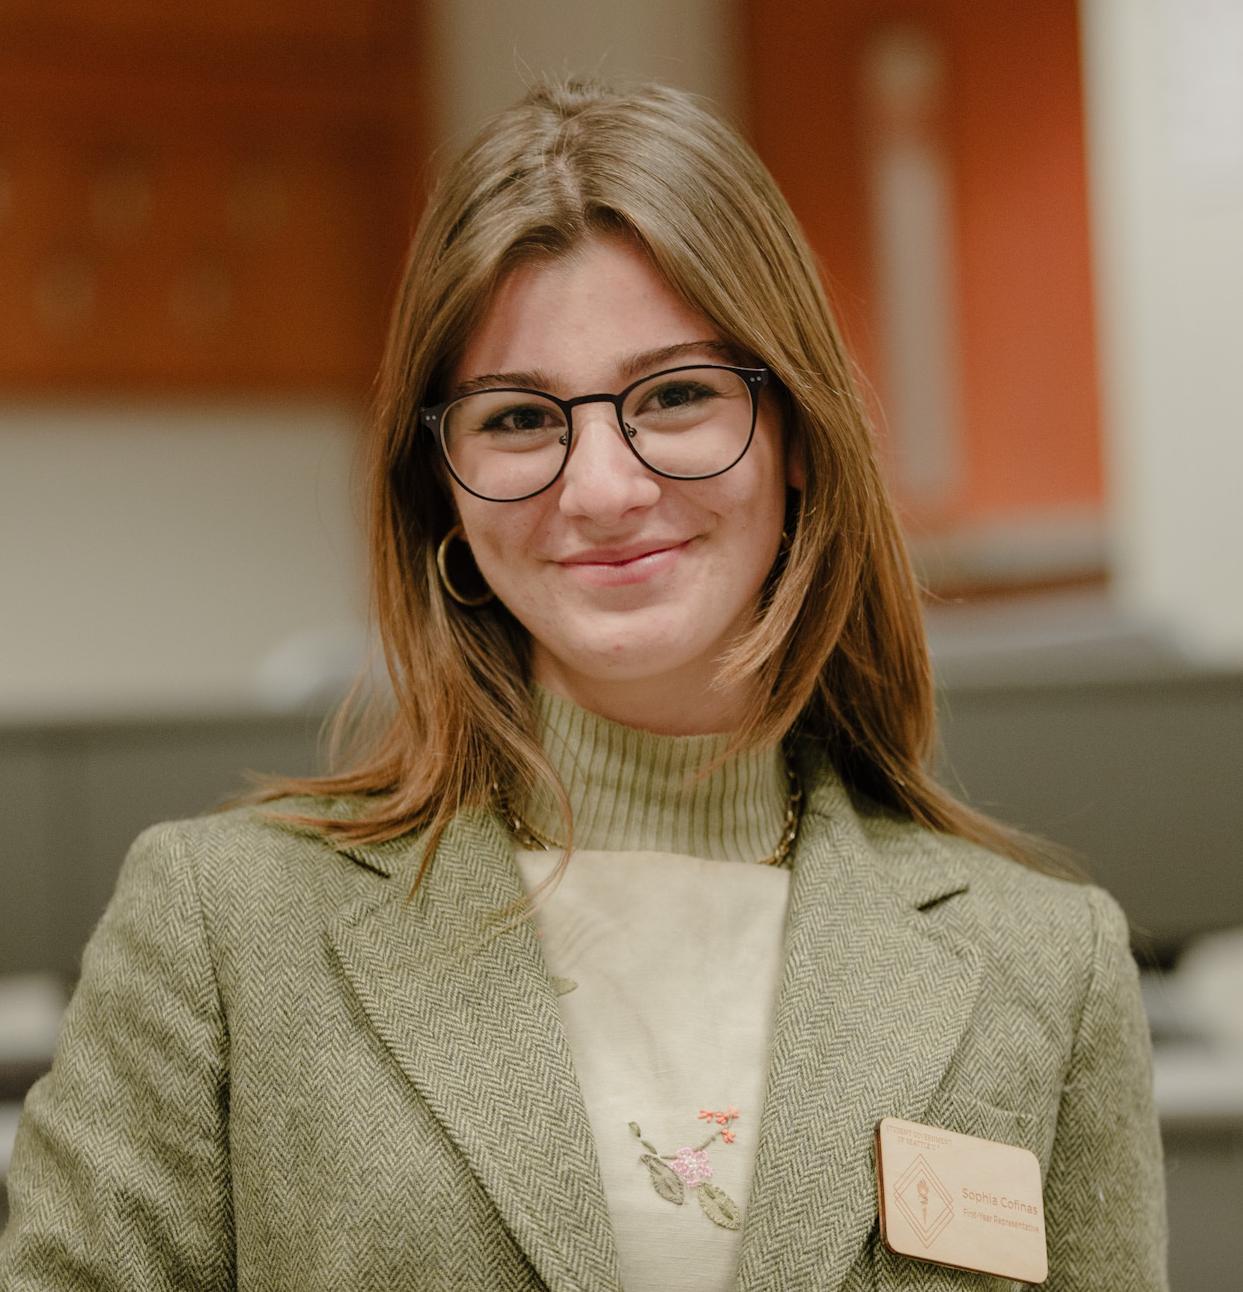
left=893, top=1152, right=954, bottom=1247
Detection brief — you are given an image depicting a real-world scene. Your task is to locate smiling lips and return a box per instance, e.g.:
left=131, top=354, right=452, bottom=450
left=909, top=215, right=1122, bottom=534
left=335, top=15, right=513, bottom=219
left=557, top=539, right=691, bottom=586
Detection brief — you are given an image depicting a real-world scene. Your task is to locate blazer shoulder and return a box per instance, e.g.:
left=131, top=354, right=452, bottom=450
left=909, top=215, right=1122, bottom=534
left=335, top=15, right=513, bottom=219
left=130, top=793, right=351, bottom=867
left=122, top=793, right=393, bottom=924
left=933, top=826, right=1125, bottom=944
left=852, top=799, right=1130, bottom=988
left=111, top=796, right=411, bottom=1007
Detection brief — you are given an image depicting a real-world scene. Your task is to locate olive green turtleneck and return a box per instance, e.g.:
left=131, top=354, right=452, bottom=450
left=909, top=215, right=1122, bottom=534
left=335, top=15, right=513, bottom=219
left=522, top=684, right=791, bottom=864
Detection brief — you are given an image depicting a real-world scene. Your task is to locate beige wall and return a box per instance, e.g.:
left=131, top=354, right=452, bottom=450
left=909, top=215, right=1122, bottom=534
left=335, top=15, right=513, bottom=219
left=0, top=403, right=366, bottom=717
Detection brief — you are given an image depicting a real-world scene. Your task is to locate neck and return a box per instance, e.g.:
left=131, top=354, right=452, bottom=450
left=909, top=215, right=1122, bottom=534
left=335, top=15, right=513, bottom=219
left=521, top=683, right=790, bottom=862
left=532, top=652, right=752, bottom=736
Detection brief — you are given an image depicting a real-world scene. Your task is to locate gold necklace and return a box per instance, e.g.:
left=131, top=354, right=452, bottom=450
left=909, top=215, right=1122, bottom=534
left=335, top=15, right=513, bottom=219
left=501, top=756, right=804, bottom=868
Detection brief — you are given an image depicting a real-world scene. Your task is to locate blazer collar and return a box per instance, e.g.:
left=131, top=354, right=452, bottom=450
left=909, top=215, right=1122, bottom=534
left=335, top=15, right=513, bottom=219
left=321, top=755, right=981, bottom=1292
left=326, top=804, right=624, bottom=1292
left=734, top=753, right=981, bottom=1290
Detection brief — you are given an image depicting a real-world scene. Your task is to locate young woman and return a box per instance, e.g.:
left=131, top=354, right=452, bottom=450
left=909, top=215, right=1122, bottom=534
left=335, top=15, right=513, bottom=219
left=0, top=78, right=1166, bottom=1291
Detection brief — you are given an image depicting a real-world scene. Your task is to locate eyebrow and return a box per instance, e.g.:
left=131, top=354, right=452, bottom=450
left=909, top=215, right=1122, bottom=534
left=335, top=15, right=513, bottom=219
left=447, top=339, right=747, bottom=400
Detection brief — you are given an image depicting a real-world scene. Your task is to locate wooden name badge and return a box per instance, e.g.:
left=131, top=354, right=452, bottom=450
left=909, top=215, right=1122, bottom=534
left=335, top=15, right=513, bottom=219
left=876, top=1116, right=1048, bottom=1285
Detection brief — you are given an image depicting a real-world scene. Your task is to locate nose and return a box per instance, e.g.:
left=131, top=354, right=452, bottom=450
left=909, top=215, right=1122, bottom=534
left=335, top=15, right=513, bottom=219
left=556, top=403, right=661, bottom=524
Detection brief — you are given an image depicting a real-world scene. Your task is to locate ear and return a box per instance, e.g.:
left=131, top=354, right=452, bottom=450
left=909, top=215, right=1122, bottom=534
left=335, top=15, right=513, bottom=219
left=785, top=427, right=807, bottom=491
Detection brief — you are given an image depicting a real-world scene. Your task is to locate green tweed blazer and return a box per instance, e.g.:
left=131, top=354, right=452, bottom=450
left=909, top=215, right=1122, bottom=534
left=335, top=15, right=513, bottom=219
left=0, top=753, right=1167, bottom=1291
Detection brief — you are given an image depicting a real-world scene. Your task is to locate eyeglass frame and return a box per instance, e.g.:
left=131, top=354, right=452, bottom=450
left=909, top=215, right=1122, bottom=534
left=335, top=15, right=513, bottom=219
left=418, top=362, right=772, bottom=503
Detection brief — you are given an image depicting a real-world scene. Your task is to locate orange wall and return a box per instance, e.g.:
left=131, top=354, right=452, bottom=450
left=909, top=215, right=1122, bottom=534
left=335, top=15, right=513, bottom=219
left=742, top=0, right=1103, bottom=530
left=0, top=0, right=427, bottom=396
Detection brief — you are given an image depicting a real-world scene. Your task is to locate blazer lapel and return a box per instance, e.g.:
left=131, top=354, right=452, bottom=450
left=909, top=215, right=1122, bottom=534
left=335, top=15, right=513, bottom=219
left=325, top=807, right=623, bottom=1292
left=735, top=760, right=982, bottom=1292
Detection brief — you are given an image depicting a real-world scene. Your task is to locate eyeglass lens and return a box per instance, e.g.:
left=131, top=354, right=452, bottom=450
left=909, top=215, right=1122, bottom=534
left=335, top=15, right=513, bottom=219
left=440, top=367, right=755, bottom=501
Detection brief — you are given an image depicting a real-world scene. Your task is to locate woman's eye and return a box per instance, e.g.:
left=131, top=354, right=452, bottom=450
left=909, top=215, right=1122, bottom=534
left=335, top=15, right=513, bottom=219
left=647, top=382, right=713, bottom=410
left=482, top=405, right=556, bottom=432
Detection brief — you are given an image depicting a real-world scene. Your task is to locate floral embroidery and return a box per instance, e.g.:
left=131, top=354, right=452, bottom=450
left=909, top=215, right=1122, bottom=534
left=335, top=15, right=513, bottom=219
left=627, top=1108, right=743, bottom=1230
left=671, top=1147, right=713, bottom=1186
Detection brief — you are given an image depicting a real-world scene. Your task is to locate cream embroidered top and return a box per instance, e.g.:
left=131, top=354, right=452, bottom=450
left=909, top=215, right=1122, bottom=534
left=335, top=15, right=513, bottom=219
left=513, top=688, right=792, bottom=1291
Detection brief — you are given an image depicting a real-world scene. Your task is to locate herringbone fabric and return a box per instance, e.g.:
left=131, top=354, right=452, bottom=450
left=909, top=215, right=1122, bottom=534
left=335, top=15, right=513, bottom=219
left=0, top=750, right=1167, bottom=1290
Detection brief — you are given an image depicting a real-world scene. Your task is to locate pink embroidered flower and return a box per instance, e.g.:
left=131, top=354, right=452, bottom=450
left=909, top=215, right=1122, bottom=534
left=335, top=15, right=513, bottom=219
left=697, top=1108, right=715, bottom=1122
left=725, top=1106, right=740, bottom=1120
left=715, top=1113, right=729, bottom=1125
left=670, top=1147, right=714, bottom=1188
left=721, top=1129, right=736, bottom=1144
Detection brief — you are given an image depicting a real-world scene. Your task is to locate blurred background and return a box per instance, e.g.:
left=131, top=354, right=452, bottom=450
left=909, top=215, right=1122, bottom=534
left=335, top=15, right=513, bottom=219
left=1, top=0, right=1240, bottom=1280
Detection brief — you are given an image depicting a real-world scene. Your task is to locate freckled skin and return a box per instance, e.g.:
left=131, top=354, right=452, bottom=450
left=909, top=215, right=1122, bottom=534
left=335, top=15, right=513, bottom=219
left=448, top=233, right=798, bottom=735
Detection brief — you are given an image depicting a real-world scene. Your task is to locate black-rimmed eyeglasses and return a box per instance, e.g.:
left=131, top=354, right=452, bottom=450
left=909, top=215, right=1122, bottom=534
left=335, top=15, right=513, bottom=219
left=418, top=363, right=771, bottom=502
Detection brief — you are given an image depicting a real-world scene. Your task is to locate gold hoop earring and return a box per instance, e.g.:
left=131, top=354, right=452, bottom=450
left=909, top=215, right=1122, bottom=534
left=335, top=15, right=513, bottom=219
left=436, top=524, right=495, bottom=607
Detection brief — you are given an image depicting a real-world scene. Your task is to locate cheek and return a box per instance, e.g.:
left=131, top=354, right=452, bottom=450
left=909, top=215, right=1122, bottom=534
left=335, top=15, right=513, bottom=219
left=454, top=495, right=544, bottom=594
left=727, top=432, right=788, bottom=535
left=684, top=471, right=784, bottom=603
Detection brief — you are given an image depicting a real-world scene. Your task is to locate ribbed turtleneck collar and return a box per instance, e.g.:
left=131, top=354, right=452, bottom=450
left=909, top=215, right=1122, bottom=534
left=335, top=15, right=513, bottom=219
left=521, top=685, right=791, bottom=863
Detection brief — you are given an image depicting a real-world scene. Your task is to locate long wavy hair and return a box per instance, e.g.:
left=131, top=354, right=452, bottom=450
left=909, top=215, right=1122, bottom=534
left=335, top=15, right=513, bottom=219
left=256, top=74, right=1072, bottom=902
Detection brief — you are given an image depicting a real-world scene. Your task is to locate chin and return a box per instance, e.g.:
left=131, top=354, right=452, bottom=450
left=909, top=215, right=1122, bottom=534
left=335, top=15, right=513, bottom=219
left=540, top=611, right=731, bottom=684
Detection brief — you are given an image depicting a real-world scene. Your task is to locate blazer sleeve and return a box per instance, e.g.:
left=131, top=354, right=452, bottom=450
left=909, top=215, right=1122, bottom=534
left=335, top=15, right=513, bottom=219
left=0, top=823, right=233, bottom=1291
left=1042, top=886, right=1168, bottom=1291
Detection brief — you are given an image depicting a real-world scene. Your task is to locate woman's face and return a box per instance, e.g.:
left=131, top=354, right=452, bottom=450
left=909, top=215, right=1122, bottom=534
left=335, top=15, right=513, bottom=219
left=446, top=232, right=797, bottom=733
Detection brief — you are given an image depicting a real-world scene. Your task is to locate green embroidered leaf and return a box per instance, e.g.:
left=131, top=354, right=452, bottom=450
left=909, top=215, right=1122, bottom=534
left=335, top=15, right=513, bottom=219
left=640, top=1154, right=685, bottom=1205
left=550, top=975, right=578, bottom=996
left=628, top=1123, right=659, bottom=1154
left=695, top=1182, right=742, bottom=1230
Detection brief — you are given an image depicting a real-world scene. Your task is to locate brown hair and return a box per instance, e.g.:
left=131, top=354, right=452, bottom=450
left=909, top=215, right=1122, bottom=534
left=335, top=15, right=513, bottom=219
left=256, top=74, right=1073, bottom=901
